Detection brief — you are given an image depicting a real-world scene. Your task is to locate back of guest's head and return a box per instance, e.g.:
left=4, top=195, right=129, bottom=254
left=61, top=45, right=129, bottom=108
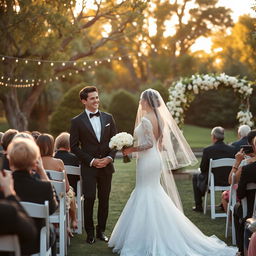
left=55, top=132, right=70, bottom=150
left=211, top=126, right=224, bottom=141
left=79, top=86, right=98, bottom=101
left=238, top=125, right=251, bottom=138
left=14, top=132, right=34, bottom=140
left=31, top=131, right=41, bottom=141
left=1, top=129, right=19, bottom=151
left=247, top=129, right=256, bottom=145
left=36, top=133, right=54, bottom=157
left=7, top=138, right=40, bottom=170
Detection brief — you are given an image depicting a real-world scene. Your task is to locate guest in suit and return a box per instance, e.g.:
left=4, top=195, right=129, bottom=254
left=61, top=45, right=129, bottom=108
left=0, top=170, right=37, bottom=256
left=70, top=85, right=117, bottom=244
left=233, top=136, right=256, bottom=255
left=192, top=126, right=236, bottom=212
left=232, top=125, right=251, bottom=152
left=8, top=137, right=58, bottom=255
left=54, top=132, right=80, bottom=193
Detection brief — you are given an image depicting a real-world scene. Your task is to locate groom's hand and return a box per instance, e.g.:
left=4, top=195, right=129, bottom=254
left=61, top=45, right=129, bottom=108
left=92, top=158, right=112, bottom=168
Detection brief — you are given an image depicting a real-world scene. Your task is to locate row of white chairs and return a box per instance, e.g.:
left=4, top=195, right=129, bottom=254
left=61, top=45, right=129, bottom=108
left=0, top=165, right=83, bottom=256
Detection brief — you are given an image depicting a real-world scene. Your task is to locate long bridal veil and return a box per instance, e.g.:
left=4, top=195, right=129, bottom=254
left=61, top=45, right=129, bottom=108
left=134, top=89, right=198, bottom=212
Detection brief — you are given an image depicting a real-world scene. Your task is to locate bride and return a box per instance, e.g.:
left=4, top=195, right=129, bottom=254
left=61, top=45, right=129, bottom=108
left=108, top=89, right=237, bottom=256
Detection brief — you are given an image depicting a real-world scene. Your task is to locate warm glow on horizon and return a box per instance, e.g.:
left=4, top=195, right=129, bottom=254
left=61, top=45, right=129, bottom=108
left=75, top=0, right=255, bottom=53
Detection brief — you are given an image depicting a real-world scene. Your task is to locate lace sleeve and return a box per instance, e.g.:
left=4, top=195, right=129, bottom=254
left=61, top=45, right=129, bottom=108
left=136, top=118, right=154, bottom=152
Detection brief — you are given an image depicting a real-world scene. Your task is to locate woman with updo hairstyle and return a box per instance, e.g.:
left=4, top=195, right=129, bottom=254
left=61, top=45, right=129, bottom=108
left=36, top=133, right=78, bottom=234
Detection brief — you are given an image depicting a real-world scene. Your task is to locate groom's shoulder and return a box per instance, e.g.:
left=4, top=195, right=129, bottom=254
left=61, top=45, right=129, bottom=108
left=71, top=112, right=85, bottom=121
left=100, top=111, right=113, bottom=118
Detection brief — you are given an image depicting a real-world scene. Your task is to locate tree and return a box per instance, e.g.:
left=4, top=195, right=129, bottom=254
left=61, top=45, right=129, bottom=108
left=0, top=0, right=146, bottom=130
left=212, top=15, right=256, bottom=80
left=112, top=0, right=233, bottom=87
left=108, top=89, right=137, bottom=134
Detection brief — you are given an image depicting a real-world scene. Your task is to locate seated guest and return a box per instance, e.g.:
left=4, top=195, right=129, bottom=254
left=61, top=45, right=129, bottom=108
left=221, top=130, right=256, bottom=212
left=234, top=136, right=256, bottom=255
left=31, top=130, right=41, bottom=141
left=1, top=129, right=18, bottom=170
left=0, top=170, right=37, bottom=256
left=54, top=132, right=80, bottom=193
left=232, top=125, right=251, bottom=152
left=248, top=232, right=256, bottom=256
left=37, top=133, right=78, bottom=233
left=192, top=126, right=236, bottom=212
left=8, top=138, right=58, bottom=255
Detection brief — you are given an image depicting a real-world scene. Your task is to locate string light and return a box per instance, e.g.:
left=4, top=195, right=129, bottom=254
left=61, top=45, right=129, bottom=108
left=0, top=52, right=150, bottom=88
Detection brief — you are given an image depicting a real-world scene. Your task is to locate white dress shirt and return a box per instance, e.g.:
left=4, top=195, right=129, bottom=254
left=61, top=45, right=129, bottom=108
left=85, top=109, right=101, bottom=142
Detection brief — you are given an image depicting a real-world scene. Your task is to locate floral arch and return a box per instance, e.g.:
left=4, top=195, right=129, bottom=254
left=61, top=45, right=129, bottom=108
left=167, top=73, right=254, bottom=127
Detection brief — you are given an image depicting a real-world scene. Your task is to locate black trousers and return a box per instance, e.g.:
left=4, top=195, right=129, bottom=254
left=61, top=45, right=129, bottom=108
left=83, top=170, right=112, bottom=235
left=234, top=202, right=245, bottom=255
left=192, top=173, right=205, bottom=207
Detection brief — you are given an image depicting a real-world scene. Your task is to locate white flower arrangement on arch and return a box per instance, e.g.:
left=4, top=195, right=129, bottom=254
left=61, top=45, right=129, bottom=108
left=167, top=73, right=254, bottom=127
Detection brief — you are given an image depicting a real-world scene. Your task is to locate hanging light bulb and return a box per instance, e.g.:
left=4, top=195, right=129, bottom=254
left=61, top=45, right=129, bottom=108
left=1, top=57, right=5, bottom=61
left=55, top=76, right=59, bottom=80
left=73, top=62, right=77, bottom=66
left=51, top=62, right=54, bottom=66
left=25, top=60, right=28, bottom=64
left=62, top=62, right=66, bottom=66
left=83, top=61, right=87, bottom=66
left=69, top=72, right=72, bottom=76
left=16, top=59, right=19, bottom=63
left=118, top=57, right=122, bottom=60
left=38, top=61, right=41, bottom=65
left=75, top=70, right=79, bottom=74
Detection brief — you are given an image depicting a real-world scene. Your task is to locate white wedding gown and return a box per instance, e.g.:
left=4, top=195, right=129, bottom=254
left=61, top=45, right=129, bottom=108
left=109, top=117, right=237, bottom=256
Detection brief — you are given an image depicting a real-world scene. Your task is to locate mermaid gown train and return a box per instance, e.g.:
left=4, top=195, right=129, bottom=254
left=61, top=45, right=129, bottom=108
left=108, top=117, right=237, bottom=256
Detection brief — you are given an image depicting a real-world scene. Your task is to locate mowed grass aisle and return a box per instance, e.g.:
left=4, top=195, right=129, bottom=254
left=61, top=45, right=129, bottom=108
left=68, top=159, right=232, bottom=256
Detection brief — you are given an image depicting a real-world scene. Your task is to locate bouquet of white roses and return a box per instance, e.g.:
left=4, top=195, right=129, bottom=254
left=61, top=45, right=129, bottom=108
left=109, top=132, right=134, bottom=163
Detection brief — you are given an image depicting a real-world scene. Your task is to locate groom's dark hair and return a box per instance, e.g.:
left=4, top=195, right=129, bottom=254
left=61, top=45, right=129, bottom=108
left=80, top=86, right=98, bottom=100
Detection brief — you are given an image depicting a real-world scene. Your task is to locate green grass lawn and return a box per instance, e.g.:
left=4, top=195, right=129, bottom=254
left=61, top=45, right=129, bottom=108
left=183, top=124, right=237, bottom=148
left=67, top=159, right=233, bottom=256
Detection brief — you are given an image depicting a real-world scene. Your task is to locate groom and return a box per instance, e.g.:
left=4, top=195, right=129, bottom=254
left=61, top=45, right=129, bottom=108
left=70, top=86, right=117, bottom=244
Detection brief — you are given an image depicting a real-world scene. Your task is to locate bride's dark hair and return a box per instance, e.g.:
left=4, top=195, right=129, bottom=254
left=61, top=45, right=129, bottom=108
left=142, top=90, right=161, bottom=109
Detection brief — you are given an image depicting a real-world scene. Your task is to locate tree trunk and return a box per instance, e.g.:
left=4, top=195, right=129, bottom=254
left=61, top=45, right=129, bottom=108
left=0, top=83, right=45, bottom=131
left=1, top=89, right=28, bottom=131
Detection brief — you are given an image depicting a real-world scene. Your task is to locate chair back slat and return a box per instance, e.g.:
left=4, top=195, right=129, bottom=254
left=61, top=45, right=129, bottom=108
left=64, top=165, right=81, bottom=176
left=45, top=169, right=65, bottom=181
left=211, top=158, right=236, bottom=168
left=0, top=235, right=21, bottom=256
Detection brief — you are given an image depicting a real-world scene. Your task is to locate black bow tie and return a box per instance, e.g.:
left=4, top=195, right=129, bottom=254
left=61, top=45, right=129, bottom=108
left=89, top=111, right=100, bottom=118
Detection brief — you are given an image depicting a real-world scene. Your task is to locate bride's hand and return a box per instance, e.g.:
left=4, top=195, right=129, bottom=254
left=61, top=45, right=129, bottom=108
left=122, top=147, right=133, bottom=156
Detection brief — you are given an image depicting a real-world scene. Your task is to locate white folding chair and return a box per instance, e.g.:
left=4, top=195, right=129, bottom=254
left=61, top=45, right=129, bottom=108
left=46, top=170, right=65, bottom=181
left=225, top=173, right=237, bottom=244
left=50, top=180, right=67, bottom=256
left=204, top=158, right=235, bottom=219
left=20, top=201, right=51, bottom=256
left=0, top=235, right=21, bottom=256
left=64, top=165, right=84, bottom=234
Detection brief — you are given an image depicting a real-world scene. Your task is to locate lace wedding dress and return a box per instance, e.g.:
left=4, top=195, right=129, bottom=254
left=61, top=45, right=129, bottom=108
left=108, top=117, right=237, bottom=256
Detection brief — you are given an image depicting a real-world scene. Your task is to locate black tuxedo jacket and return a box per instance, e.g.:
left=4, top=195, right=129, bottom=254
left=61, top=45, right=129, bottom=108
left=200, top=141, right=236, bottom=186
left=0, top=195, right=37, bottom=255
left=70, top=111, right=117, bottom=176
left=237, top=161, right=256, bottom=217
left=231, top=136, right=249, bottom=152
left=13, top=170, right=58, bottom=254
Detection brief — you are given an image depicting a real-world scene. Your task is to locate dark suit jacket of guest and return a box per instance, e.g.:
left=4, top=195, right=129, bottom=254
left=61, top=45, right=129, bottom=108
left=237, top=161, right=256, bottom=217
left=70, top=111, right=117, bottom=179
left=231, top=136, right=249, bottom=153
left=200, top=140, right=236, bottom=186
left=54, top=150, right=80, bottom=193
left=13, top=170, right=58, bottom=254
left=0, top=195, right=37, bottom=255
